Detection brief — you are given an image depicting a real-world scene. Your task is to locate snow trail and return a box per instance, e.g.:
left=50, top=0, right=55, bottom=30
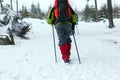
left=0, top=19, right=120, bottom=80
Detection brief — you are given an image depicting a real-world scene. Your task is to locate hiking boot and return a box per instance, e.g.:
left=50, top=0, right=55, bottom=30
left=64, top=60, right=71, bottom=64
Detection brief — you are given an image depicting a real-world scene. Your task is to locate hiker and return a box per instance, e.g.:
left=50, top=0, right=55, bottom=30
left=47, top=0, right=78, bottom=63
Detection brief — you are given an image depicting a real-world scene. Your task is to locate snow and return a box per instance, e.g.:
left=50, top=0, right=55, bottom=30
left=0, top=18, right=120, bottom=80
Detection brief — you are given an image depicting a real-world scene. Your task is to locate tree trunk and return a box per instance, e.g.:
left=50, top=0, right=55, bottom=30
left=95, top=0, right=99, bottom=22
left=16, top=0, right=18, bottom=12
left=0, top=0, right=3, bottom=13
left=107, top=0, right=114, bottom=28
left=10, top=0, right=13, bottom=10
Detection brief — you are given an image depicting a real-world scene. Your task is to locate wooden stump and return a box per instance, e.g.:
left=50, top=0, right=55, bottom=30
left=0, top=29, right=15, bottom=45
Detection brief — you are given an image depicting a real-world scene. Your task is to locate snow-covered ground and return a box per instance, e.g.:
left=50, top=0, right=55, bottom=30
left=0, top=18, right=120, bottom=80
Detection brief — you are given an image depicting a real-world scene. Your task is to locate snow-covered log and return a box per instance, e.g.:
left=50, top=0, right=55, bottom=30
left=0, top=28, right=14, bottom=45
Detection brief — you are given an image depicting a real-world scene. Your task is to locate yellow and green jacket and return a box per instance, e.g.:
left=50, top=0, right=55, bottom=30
left=46, top=7, right=78, bottom=27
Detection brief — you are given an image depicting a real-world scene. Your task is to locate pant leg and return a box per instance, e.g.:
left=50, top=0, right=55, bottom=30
left=56, top=23, right=72, bottom=62
left=55, top=23, right=72, bottom=46
left=60, top=43, right=71, bottom=61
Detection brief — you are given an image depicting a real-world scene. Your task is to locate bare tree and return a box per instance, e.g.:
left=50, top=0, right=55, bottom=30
left=0, top=0, right=3, bottom=12
left=107, top=0, right=114, bottom=28
left=87, top=0, right=98, bottom=22
left=16, top=0, right=18, bottom=12
left=95, top=0, right=98, bottom=22
left=10, top=0, right=13, bottom=10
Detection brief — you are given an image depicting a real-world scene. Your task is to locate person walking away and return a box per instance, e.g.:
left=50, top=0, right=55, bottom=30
left=47, top=0, right=78, bottom=63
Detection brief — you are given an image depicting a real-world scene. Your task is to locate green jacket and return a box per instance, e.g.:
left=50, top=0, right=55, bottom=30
left=46, top=7, right=78, bottom=27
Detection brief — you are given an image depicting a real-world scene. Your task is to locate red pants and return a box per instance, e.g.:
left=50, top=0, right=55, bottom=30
left=60, top=43, right=71, bottom=62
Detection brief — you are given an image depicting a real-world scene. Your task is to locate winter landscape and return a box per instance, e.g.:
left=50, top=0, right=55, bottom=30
left=0, top=18, right=120, bottom=80
left=0, top=0, right=120, bottom=80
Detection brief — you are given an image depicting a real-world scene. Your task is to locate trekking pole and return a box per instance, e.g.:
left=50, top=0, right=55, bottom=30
left=72, top=32, right=81, bottom=64
left=52, top=25, right=57, bottom=62
left=75, top=25, right=80, bottom=34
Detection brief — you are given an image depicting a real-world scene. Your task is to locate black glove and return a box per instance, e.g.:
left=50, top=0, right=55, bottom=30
left=70, top=23, right=76, bottom=35
left=71, top=23, right=76, bottom=30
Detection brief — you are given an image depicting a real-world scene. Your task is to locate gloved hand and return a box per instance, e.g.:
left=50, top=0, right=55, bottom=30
left=71, top=23, right=76, bottom=31
left=70, top=23, right=76, bottom=35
